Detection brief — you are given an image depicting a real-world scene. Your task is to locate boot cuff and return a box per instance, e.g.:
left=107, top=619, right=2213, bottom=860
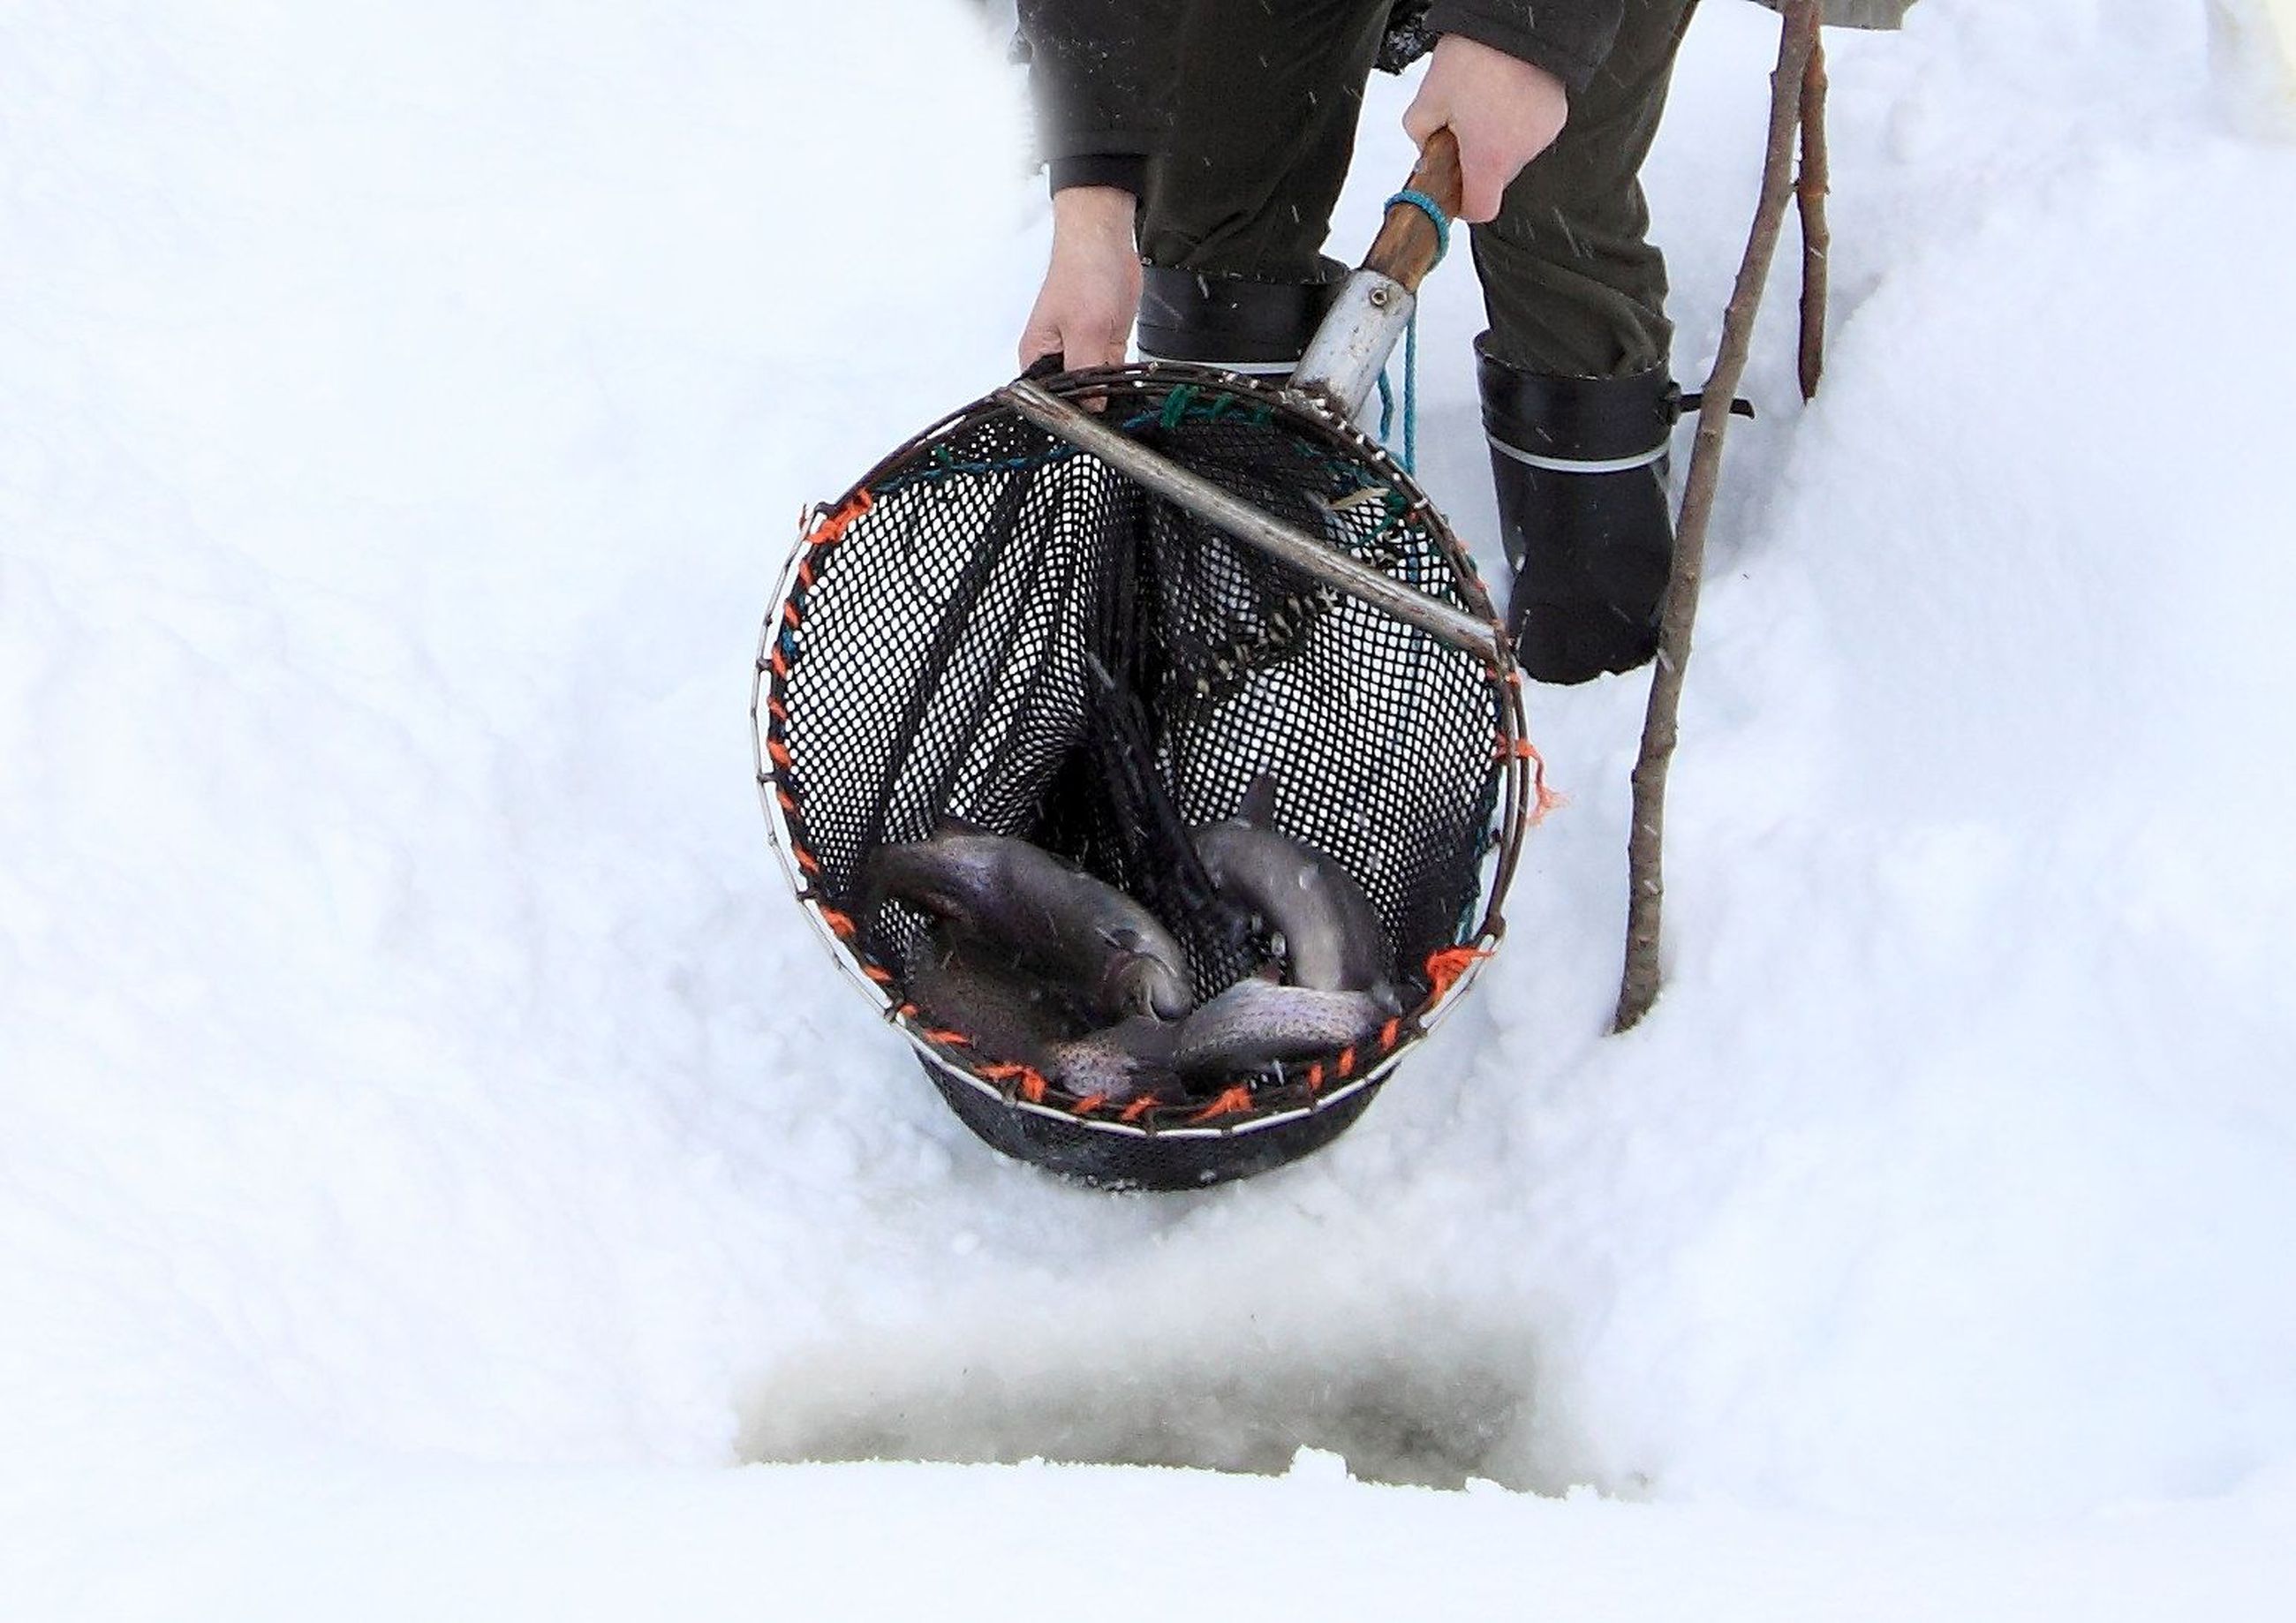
left=1477, top=337, right=1681, bottom=463
left=1138, top=265, right=1348, bottom=368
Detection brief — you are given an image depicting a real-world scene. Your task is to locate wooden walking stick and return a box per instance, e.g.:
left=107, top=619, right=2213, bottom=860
left=1615, top=0, right=1825, bottom=1033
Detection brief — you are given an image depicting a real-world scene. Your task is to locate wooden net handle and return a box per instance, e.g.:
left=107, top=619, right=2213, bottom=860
left=1362, top=129, right=1463, bottom=292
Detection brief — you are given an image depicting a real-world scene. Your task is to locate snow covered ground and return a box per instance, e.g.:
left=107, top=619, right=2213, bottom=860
left=4, top=1, right=2294, bottom=1617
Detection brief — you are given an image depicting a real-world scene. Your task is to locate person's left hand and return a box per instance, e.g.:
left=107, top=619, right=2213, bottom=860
left=1402, top=34, right=1570, bottom=223
left=1017, top=185, right=1143, bottom=375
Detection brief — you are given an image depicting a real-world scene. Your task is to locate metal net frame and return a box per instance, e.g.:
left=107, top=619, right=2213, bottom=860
left=752, top=363, right=1540, bottom=1186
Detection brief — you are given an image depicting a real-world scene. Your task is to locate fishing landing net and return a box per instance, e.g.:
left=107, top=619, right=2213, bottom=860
left=755, top=363, right=1539, bottom=1189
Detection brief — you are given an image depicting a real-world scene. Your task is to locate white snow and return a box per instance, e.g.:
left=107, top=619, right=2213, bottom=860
left=4, top=1, right=2293, bottom=1618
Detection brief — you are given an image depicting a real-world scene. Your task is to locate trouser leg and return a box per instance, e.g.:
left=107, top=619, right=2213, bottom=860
left=1133, top=0, right=1393, bottom=366
left=1473, top=0, right=1700, bottom=377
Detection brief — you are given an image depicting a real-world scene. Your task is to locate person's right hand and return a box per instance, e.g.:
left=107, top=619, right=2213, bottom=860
left=1402, top=34, right=1570, bottom=223
left=1017, top=185, right=1143, bottom=374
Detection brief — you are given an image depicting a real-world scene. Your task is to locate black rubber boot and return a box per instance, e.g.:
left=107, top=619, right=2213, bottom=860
left=1478, top=338, right=1682, bottom=684
left=1137, top=264, right=1347, bottom=374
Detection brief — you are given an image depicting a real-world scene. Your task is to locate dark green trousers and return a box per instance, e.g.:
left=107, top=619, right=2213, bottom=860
left=1139, top=0, right=1700, bottom=379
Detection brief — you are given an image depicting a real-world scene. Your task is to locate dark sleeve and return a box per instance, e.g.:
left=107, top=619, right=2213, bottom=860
left=1016, top=0, right=1182, bottom=192
left=1422, top=0, right=1627, bottom=92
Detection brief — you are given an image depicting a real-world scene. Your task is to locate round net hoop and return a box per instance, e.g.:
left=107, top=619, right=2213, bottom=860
left=753, top=363, right=1540, bottom=1188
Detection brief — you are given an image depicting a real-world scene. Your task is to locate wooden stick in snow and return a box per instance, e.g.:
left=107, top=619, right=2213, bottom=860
left=1614, top=0, right=1824, bottom=1035
left=1797, top=33, right=1832, bottom=402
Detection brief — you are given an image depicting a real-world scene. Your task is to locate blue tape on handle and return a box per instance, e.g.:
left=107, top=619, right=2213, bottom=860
left=1383, top=188, right=1452, bottom=264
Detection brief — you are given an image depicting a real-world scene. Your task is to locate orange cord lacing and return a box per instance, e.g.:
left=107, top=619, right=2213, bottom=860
left=1421, top=943, right=1493, bottom=1008
left=1502, top=735, right=1566, bottom=823
left=1188, top=1086, right=1257, bottom=1124
left=801, top=490, right=874, bottom=552
left=969, top=1062, right=1047, bottom=1105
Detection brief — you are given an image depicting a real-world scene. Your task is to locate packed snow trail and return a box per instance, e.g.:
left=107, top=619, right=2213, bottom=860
left=3, top=2, right=2294, bottom=1617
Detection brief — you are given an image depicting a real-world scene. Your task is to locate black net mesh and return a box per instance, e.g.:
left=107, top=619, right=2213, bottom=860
left=759, top=366, right=1529, bottom=1185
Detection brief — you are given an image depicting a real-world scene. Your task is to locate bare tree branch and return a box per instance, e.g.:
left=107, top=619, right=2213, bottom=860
left=1615, top=0, right=1824, bottom=1034
left=1797, top=33, right=1833, bottom=403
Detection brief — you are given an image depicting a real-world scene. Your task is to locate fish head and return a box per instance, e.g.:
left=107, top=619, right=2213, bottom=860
left=1091, top=924, right=1190, bottom=1021
left=1103, top=952, right=1192, bottom=1021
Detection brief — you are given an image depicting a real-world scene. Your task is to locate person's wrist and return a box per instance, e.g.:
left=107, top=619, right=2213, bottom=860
left=1438, top=33, right=1565, bottom=89
left=1052, top=184, right=1139, bottom=241
left=1424, top=21, right=1582, bottom=96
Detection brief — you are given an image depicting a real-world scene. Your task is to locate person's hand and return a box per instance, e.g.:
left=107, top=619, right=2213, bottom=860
left=1402, top=34, right=1570, bottom=223
left=1017, top=185, right=1144, bottom=374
